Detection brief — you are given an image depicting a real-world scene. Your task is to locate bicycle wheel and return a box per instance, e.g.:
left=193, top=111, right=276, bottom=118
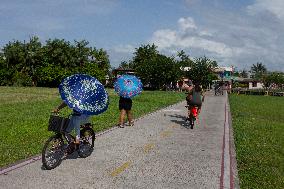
left=78, top=127, right=95, bottom=158
left=42, top=135, right=64, bottom=170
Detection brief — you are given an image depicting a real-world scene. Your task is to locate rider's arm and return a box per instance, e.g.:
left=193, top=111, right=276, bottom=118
left=186, top=88, right=193, bottom=100
left=53, top=101, right=67, bottom=113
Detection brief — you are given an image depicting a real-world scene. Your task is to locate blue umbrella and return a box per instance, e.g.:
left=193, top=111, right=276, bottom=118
left=59, top=74, right=109, bottom=115
left=114, top=74, right=143, bottom=98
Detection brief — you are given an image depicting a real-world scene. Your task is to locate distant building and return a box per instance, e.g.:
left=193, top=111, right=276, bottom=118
left=232, top=77, right=264, bottom=89
left=213, top=66, right=234, bottom=80
left=112, top=68, right=135, bottom=78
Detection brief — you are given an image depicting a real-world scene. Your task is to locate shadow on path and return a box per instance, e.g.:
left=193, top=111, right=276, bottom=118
left=166, top=114, right=192, bottom=129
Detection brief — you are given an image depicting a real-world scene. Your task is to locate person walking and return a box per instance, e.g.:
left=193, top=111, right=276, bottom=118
left=118, top=96, right=134, bottom=128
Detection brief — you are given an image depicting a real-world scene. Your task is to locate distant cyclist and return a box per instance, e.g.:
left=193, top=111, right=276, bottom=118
left=214, top=81, right=223, bottom=95
left=186, top=82, right=205, bottom=117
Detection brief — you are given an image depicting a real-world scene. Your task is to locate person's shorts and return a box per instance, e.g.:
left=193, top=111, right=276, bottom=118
left=186, top=99, right=202, bottom=109
left=119, top=98, right=132, bottom=110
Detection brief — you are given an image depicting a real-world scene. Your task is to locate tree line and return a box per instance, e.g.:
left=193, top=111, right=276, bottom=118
left=0, top=37, right=219, bottom=89
left=1, top=36, right=283, bottom=90
left=0, top=36, right=110, bottom=87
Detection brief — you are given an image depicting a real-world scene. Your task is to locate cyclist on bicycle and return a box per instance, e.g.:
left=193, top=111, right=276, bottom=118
left=53, top=101, right=91, bottom=148
left=186, top=82, right=205, bottom=117
left=214, top=81, right=223, bottom=95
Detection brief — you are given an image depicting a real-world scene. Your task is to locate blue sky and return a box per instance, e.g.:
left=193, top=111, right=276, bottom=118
left=1, top=0, right=284, bottom=71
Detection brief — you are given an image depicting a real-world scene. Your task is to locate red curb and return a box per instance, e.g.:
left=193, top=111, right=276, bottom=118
left=0, top=156, right=41, bottom=175
left=229, top=112, right=234, bottom=189
left=220, top=94, right=239, bottom=189
left=220, top=103, right=226, bottom=189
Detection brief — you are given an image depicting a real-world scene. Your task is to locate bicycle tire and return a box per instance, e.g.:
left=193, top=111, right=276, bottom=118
left=42, top=135, right=64, bottom=170
left=78, top=127, right=95, bottom=158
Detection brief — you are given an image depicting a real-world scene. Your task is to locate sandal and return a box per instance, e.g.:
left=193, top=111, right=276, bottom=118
left=118, top=124, right=124, bottom=128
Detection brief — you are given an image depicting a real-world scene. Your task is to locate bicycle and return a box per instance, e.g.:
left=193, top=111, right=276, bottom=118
left=185, top=105, right=199, bottom=129
left=42, top=114, right=95, bottom=170
left=214, top=86, right=223, bottom=96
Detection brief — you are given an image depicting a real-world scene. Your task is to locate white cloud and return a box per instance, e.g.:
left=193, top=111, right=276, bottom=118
left=151, top=29, right=177, bottom=49
left=178, top=17, right=197, bottom=31
left=148, top=3, right=284, bottom=72
left=150, top=17, right=233, bottom=57
left=247, top=0, right=284, bottom=21
left=199, top=30, right=213, bottom=37
left=111, top=1, right=284, bottom=71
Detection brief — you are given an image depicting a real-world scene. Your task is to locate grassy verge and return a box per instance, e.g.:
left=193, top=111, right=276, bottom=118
left=0, top=86, right=185, bottom=168
left=229, top=94, right=284, bottom=189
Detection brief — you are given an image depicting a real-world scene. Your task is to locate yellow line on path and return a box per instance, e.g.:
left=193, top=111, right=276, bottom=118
left=143, top=143, right=155, bottom=154
left=160, top=130, right=172, bottom=138
left=110, top=161, right=131, bottom=177
left=170, top=124, right=178, bottom=128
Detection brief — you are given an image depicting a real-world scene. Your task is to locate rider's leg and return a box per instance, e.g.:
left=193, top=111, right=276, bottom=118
left=187, top=104, right=193, bottom=119
left=119, top=109, right=126, bottom=128
left=77, top=115, right=91, bottom=142
left=66, top=116, right=76, bottom=135
left=126, top=110, right=133, bottom=126
left=66, top=115, right=80, bottom=144
left=74, top=117, right=81, bottom=144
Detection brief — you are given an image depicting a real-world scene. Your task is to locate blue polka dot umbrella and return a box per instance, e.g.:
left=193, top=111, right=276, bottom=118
left=59, top=74, right=109, bottom=115
left=114, top=75, right=143, bottom=98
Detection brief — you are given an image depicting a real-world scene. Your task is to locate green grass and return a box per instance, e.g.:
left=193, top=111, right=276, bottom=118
left=229, top=94, right=284, bottom=189
left=0, top=86, right=185, bottom=168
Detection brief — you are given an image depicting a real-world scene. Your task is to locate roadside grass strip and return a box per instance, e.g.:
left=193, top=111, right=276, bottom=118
left=229, top=94, right=284, bottom=189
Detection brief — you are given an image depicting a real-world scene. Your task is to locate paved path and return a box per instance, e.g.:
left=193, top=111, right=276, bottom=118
left=0, top=91, right=239, bottom=189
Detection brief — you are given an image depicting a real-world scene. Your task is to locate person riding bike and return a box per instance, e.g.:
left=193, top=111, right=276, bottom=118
left=53, top=101, right=91, bottom=148
left=214, top=81, right=224, bottom=95
left=186, top=82, right=205, bottom=118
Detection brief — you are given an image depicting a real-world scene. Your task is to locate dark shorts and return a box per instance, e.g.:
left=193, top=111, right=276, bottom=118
left=186, top=99, right=202, bottom=109
left=119, top=97, right=132, bottom=110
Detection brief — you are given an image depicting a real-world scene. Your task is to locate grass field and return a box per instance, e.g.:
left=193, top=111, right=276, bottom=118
left=0, top=86, right=185, bottom=168
left=229, top=94, right=284, bottom=189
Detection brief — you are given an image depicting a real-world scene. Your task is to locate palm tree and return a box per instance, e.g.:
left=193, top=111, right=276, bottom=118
left=250, top=62, right=267, bottom=79
left=251, top=62, right=267, bottom=74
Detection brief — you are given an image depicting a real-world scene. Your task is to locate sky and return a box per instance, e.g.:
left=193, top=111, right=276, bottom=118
left=1, top=0, right=284, bottom=71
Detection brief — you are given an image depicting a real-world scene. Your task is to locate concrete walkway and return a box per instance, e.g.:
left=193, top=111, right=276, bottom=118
left=0, top=91, right=239, bottom=189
